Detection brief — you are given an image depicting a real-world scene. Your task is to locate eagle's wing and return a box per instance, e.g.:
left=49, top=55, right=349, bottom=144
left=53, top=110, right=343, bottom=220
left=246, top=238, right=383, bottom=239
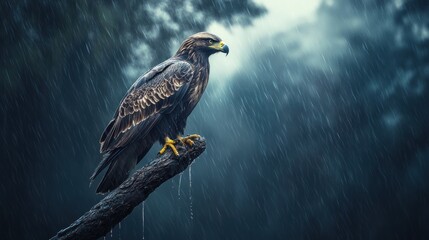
left=100, top=60, right=193, bottom=153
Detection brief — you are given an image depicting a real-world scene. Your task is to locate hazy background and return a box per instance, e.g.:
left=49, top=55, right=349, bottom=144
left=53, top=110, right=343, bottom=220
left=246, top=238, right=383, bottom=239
left=1, top=0, right=428, bottom=239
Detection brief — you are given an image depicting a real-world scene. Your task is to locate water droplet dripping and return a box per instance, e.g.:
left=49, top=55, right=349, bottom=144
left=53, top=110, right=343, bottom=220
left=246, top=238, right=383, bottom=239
left=142, top=201, right=145, bottom=240
left=189, top=165, right=193, bottom=220
left=178, top=172, right=183, bottom=199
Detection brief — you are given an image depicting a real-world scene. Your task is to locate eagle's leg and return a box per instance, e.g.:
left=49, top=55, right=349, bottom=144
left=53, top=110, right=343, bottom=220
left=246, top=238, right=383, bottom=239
left=159, top=136, right=179, bottom=156
left=177, top=134, right=201, bottom=146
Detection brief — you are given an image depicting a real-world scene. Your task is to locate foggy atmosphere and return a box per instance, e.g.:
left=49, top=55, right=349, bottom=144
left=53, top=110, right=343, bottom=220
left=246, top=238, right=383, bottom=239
left=1, top=0, right=428, bottom=239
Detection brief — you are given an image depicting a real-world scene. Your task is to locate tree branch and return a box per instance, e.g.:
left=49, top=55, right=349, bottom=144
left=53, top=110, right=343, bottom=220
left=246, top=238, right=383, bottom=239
left=50, top=137, right=206, bottom=240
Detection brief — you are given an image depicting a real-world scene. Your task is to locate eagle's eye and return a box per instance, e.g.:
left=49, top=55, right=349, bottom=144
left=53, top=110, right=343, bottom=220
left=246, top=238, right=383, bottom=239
left=208, top=39, right=213, bottom=44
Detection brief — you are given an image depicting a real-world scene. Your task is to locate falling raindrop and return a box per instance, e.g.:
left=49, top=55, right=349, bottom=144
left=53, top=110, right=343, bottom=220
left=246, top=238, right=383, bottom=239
left=189, top=165, right=193, bottom=220
left=110, top=228, right=113, bottom=238
left=178, top=172, right=183, bottom=199
left=142, top=201, right=145, bottom=240
left=119, top=222, right=122, bottom=240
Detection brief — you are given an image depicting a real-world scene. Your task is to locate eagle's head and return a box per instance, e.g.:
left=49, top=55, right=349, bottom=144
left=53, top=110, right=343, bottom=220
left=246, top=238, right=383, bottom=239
left=176, top=32, right=229, bottom=57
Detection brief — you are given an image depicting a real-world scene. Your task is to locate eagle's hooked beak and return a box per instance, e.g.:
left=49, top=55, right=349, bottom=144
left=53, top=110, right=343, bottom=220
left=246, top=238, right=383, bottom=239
left=210, top=41, right=229, bottom=56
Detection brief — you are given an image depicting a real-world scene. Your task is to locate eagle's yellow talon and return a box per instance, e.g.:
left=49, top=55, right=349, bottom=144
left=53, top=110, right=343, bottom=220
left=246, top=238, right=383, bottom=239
left=177, top=134, right=201, bottom=146
left=159, top=137, right=179, bottom=156
left=186, top=139, right=194, bottom=146
left=187, top=134, right=201, bottom=139
left=159, top=134, right=200, bottom=156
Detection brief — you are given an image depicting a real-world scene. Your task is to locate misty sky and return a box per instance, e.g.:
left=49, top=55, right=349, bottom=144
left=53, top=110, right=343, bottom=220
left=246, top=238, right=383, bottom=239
left=1, top=0, right=428, bottom=239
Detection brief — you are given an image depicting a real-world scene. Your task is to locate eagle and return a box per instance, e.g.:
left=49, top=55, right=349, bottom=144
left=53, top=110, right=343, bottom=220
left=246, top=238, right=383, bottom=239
left=90, top=32, right=229, bottom=193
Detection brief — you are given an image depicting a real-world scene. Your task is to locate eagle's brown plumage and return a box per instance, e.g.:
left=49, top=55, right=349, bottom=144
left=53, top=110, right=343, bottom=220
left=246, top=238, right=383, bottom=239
left=91, top=32, right=229, bottom=193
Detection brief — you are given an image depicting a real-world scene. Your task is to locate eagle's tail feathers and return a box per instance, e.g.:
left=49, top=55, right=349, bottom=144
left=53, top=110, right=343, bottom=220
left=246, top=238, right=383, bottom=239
left=90, top=148, right=124, bottom=181
left=95, top=147, right=138, bottom=194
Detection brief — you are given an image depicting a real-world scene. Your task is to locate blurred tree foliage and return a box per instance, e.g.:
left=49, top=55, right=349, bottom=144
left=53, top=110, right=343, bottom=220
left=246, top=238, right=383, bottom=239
left=218, top=0, right=429, bottom=238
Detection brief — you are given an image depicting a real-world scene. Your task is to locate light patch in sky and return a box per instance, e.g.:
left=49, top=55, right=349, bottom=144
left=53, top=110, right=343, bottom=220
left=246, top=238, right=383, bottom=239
left=383, top=111, right=402, bottom=128
left=206, top=0, right=321, bottom=89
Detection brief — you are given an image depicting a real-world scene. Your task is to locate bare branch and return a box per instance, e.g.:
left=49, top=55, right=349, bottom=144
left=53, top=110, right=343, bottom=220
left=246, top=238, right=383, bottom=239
left=51, top=137, right=206, bottom=240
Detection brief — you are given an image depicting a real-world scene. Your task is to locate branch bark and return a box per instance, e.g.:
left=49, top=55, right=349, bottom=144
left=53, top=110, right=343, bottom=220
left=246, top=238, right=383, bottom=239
left=50, top=137, right=206, bottom=240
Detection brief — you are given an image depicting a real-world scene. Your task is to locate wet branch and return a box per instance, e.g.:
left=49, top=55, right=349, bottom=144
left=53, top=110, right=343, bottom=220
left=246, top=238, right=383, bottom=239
left=50, top=137, right=206, bottom=240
